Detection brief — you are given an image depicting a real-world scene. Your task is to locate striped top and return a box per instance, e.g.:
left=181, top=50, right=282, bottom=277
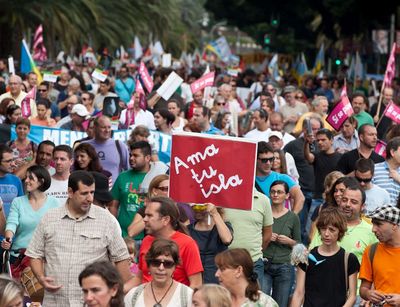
left=372, top=161, right=400, bottom=205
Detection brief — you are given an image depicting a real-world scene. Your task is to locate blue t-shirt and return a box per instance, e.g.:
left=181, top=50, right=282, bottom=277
left=204, top=124, right=224, bottom=136
left=255, top=171, right=296, bottom=198
left=0, top=174, right=24, bottom=216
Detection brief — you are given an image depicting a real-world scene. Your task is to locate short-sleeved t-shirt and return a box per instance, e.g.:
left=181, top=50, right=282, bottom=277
left=336, top=149, right=384, bottom=175
left=255, top=171, right=297, bottom=198
left=139, top=231, right=203, bottom=286
left=225, top=190, right=273, bottom=262
left=359, top=243, right=400, bottom=295
left=299, top=247, right=360, bottom=307
left=0, top=174, right=24, bottom=216
left=111, top=170, right=146, bottom=238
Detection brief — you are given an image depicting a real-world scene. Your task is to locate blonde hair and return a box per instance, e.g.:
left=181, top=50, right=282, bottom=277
left=0, top=274, right=24, bottom=307
left=195, top=284, right=232, bottom=307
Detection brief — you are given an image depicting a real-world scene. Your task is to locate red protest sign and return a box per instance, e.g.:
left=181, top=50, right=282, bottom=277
left=169, top=133, right=257, bottom=210
left=139, top=62, right=154, bottom=93
left=383, top=101, right=400, bottom=124
left=326, top=94, right=354, bottom=131
left=190, top=71, right=215, bottom=94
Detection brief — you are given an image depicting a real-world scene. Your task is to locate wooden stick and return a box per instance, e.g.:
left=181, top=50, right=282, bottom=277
left=375, top=82, right=386, bottom=122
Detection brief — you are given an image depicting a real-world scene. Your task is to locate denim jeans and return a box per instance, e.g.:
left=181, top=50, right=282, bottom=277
left=299, top=189, right=313, bottom=245
left=305, top=198, right=323, bottom=237
left=263, top=263, right=294, bottom=307
left=253, top=258, right=264, bottom=288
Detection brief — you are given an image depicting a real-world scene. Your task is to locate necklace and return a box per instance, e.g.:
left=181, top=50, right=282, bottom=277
left=150, top=279, right=174, bottom=307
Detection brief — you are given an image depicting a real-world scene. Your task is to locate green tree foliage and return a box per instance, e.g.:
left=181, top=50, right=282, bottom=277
left=0, top=0, right=205, bottom=58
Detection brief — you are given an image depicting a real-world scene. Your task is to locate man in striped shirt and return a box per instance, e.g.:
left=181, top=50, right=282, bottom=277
left=373, top=136, right=400, bottom=204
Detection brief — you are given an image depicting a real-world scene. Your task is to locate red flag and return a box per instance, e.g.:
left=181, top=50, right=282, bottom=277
left=138, top=62, right=153, bottom=93
left=383, top=100, right=400, bottom=124
left=32, top=25, right=47, bottom=62
left=384, top=43, right=396, bottom=87
left=326, top=85, right=354, bottom=131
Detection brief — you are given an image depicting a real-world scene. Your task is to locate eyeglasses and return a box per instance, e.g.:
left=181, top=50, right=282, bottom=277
left=270, top=190, right=286, bottom=195
left=355, top=176, right=372, bottom=183
left=148, top=259, right=175, bottom=269
left=156, top=186, right=169, bottom=192
left=258, top=157, right=275, bottom=164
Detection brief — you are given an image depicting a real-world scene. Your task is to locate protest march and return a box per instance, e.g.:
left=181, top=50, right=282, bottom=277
left=1, top=17, right=400, bottom=307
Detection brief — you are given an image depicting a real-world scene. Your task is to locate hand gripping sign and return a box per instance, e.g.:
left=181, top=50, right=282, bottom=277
left=169, top=132, right=257, bottom=210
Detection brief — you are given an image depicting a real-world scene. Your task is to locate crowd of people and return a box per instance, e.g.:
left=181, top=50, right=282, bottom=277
left=0, top=56, right=400, bottom=307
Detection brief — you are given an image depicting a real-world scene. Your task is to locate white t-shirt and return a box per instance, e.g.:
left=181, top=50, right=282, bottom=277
left=244, top=128, right=270, bottom=142
left=124, top=283, right=193, bottom=307
left=119, top=109, right=156, bottom=130
left=46, top=177, right=69, bottom=205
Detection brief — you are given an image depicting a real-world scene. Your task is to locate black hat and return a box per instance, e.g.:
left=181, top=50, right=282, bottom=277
left=90, top=171, right=113, bottom=203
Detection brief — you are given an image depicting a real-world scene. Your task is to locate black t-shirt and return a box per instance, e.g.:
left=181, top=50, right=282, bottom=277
left=188, top=222, right=233, bottom=284
left=284, top=137, right=316, bottom=192
left=299, top=247, right=360, bottom=307
left=313, top=151, right=342, bottom=199
left=336, top=149, right=385, bottom=175
left=370, top=102, right=392, bottom=140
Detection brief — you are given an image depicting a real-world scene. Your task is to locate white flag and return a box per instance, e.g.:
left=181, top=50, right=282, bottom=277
left=134, top=36, right=143, bottom=60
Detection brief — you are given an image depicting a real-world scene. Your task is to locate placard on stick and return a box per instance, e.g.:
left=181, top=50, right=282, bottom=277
left=169, top=133, right=257, bottom=210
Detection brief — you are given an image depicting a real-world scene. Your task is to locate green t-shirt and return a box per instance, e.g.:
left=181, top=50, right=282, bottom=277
left=111, top=170, right=147, bottom=238
left=225, top=190, right=274, bottom=262
left=263, top=211, right=301, bottom=264
left=354, top=111, right=374, bottom=130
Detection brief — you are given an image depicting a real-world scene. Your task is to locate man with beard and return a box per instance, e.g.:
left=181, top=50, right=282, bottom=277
left=351, top=93, right=374, bottom=129
left=336, top=124, right=384, bottom=175
left=110, top=141, right=168, bottom=237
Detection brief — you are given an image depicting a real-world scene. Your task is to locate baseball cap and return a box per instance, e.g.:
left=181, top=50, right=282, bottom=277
left=367, top=205, right=400, bottom=225
left=282, top=85, right=296, bottom=96
left=71, top=104, right=90, bottom=119
left=269, top=131, right=283, bottom=140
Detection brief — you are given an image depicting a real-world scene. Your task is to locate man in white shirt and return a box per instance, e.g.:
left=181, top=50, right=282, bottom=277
left=244, top=109, right=270, bottom=142
left=355, top=158, right=391, bottom=213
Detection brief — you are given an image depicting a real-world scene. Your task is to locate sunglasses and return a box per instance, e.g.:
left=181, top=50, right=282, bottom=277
left=192, top=204, right=207, bottom=212
left=157, top=186, right=169, bottom=192
left=217, top=102, right=226, bottom=106
left=148, top=259, right=175, bottom=268
left=258, top=157, right=275, bottom=164
left=38, top=89, right=47, bottom=92
left=355, top=176, right=372, bottom=183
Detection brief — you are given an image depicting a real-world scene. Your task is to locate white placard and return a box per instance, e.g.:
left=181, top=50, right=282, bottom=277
left=43, top=74, right=58, bottom=83
left=91, top=69, right=108, bottom=82
left=162, top=53, right=172, bottom=67
left=8, top=57, right=15, bottom=75
left=156, top=71, right=183, bottom=101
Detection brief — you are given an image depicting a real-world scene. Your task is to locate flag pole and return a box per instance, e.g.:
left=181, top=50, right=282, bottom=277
left=375, top=98, right=390, bottom=129
left=374, top=82, right=386, bottom=123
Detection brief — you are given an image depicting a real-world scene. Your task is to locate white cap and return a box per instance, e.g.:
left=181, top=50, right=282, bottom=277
left=269, top=131, right=283, bottom=140
left=71, top=104, right=90, bottom=119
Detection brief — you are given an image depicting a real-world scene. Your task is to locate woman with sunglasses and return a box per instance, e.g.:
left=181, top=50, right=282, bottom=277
left=0, top=165, right=59, bottom=263
left=125, top=238, right=193, bottom=307
left=188, top=203, right=233, bottom=284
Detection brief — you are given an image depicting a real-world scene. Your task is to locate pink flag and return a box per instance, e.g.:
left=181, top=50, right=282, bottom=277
left=374, top=140, right=387, bottom=158
left=383, top=100, right=400, bottom=124
left=138, top=62, right=153, bottom=93
left=32, top=25, right=47, bottom=61
left=326, top=86, right=354, bottom=131
left=190, top=71, right=215, bottom=94
left=384, top=43, right=396, bottom=87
